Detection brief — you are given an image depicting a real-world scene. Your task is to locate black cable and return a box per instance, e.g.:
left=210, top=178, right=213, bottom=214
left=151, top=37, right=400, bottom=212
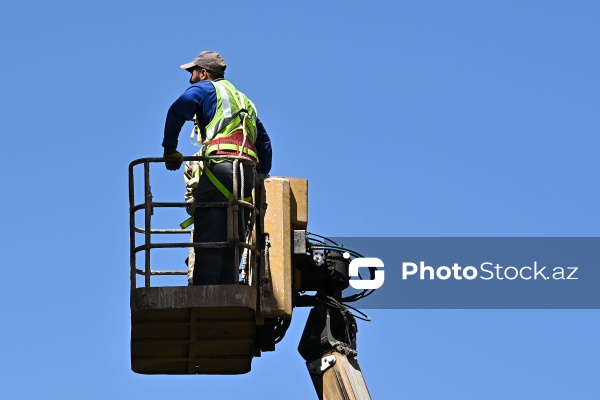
left=306, top=232, right=340, bottom=246
left=342, top=288, right=377, bottom=303
left=323, top=295, right=371, bottom=323
left=340, top=301, right=371, bottom=322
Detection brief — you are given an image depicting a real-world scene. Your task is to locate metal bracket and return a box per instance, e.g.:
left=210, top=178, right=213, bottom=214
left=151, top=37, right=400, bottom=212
left=293, top=230, right=307, bottom=254
left=306, top=355, right=336, bottom=375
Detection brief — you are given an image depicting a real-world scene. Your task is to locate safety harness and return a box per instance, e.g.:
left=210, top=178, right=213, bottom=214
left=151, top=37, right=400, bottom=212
left=180, top=80, right=257, bottom=229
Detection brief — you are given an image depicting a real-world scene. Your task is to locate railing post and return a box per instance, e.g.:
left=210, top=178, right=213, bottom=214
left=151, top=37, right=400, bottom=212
left=144, top=160, right=152, bottom=288
left=232, top=159, right=240, bottom=283
left=129, top=162, right=137, bottom=294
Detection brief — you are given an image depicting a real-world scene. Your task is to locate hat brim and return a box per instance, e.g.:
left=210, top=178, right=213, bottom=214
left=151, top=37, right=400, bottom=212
left=180, top=61, right=197, bottom=71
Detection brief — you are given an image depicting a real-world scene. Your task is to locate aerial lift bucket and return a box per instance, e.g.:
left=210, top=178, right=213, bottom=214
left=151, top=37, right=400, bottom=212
left=129, top=157, right=310, bottom=376
left=129, top=157, right=260, bottom=374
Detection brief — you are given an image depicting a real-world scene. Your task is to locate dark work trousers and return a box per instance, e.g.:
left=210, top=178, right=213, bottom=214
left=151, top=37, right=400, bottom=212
left=193, top=161, right=254, bottom=285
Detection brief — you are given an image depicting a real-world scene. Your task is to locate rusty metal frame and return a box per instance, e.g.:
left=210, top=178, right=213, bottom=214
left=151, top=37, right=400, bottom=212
left=129, top=156, right=258, bottom=292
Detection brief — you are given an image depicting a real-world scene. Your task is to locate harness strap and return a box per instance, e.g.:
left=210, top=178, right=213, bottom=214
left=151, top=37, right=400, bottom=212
left=204, top=164, right=252, bottom=201
left=178, top=165, right=252, bottom=229
left=205, top=143, right=258, bottom=160
left=180, top=216, right=195, bottom=229
left=205, top=165, right=234, bottom=201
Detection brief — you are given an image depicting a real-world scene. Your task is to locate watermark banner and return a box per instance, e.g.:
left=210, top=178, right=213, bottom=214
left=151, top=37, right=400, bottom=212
left=332, top=238, right=600, bottom=309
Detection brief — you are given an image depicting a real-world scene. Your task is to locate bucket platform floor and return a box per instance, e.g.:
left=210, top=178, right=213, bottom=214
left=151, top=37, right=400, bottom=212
left=131, top=285, right=257, bottom=375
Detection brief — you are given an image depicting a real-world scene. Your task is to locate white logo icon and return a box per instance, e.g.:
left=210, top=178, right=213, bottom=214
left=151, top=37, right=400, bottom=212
left=349, top=257, right=385, bottom=290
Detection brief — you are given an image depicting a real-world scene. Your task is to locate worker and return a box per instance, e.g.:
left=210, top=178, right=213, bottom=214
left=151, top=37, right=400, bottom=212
left=162, top=50, right=272, bottom=285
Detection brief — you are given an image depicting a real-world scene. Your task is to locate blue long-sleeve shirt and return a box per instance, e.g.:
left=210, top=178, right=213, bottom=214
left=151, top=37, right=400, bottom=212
left=162, top=78, right=272, bottom=174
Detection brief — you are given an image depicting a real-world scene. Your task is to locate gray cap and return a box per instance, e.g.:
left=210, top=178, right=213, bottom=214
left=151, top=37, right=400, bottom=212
left=180, top=51, right=226, bottom=75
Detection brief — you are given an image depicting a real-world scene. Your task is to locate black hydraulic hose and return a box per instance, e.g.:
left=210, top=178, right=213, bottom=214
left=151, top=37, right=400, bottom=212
left=306, top=232, right=340, bottom=246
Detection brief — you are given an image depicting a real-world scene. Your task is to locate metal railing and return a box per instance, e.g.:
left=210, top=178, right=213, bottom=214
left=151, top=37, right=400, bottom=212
left=129, top=156, right=259, bottom=293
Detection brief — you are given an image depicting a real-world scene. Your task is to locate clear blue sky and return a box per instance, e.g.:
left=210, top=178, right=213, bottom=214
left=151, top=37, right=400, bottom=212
left=1, top=1, right=599, bottom=398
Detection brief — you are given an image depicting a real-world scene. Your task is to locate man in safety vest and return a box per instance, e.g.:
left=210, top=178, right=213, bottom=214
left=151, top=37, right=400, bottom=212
left=162, top=50, right=272, bottom=285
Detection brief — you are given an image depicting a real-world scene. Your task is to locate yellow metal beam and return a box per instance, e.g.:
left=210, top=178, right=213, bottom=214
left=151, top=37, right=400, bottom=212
left=259, top=177, right=293, bottom=317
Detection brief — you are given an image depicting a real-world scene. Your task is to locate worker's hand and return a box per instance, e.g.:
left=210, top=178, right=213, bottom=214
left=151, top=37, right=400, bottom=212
left=164, top=151, right=184, bottom=171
